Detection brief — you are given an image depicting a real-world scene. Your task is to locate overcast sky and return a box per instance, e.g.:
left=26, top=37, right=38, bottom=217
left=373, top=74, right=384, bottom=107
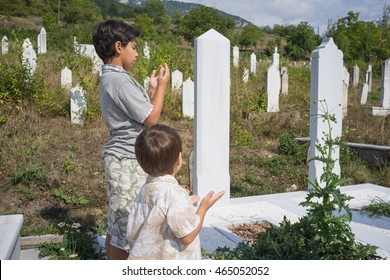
left=176, top=0, right=388, bottom=34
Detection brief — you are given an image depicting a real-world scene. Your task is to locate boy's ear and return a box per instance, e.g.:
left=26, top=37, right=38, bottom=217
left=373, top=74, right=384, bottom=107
left=114, top=41, right=122, bottom=53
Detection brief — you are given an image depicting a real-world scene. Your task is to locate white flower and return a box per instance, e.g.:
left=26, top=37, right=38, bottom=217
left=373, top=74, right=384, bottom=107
left=71, top=223, right=81, bottom=229
left=58, top=222, right=65, bottom=228
left=60, top=248, right=65, bottom=251
left=69, top=254, right=78, bottom=258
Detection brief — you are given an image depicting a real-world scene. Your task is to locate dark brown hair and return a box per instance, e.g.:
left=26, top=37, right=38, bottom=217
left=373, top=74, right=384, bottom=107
left=135, top=124, right=182, bottom=176
left=92, top=19, right=140, bottom=63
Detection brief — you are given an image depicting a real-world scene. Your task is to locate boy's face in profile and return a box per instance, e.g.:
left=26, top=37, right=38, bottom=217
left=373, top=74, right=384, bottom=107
left=118, top=40, right=138, bottom=71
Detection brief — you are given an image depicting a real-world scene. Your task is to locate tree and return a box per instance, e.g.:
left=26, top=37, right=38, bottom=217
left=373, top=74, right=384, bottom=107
left=144, top=0, right=169, bottom=26
left=238, top=24, right=263, bottom=50
left=133, top=13, right=158, bottom=41
left=177, top=6, right=234, bottom=43
left=285, top=21, right=320, bottom=60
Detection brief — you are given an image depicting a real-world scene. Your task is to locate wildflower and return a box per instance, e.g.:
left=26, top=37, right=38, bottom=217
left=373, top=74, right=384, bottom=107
left=69, top=254, right=78, bottom=258
left=60, top=248, right=65, bottom=252
left=58, top=222, right=65, bottom=228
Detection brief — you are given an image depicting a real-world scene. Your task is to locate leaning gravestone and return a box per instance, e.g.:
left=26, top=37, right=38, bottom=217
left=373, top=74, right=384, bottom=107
left=360, top=83, right=369, bottom=105
left=171, top=70, right=183, bottom=93
left=61, top=67, right=72, bottom=89
left=308, top=38, right=343, bottom=189
left=342, top=66, right=350, bottom=117
left=2, top=36, right=8, bottom=55
left=194, top=29, right=230, bottom=204
left=182, top=78, right=194, bottom=118
left=266, top=62, right=281, bottom=112
left=22, top=38, right=37, bottom=77
left=250, top=53, right=256, bottom=74
left=70, top=84, right=87, bottom=125
left=233, top=45, right=239, bottom=67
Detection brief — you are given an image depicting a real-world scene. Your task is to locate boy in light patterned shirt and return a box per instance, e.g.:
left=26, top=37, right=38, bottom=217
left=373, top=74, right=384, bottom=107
left=127, top=124, right=225, bottom=259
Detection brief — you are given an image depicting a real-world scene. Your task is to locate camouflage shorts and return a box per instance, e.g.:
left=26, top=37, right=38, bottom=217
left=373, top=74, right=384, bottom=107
left=103, top=154, right=147, bottom=251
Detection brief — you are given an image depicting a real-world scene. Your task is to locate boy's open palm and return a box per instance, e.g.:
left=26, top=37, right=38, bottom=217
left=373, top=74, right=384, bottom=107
left=199, top=191, right=225, bottom=210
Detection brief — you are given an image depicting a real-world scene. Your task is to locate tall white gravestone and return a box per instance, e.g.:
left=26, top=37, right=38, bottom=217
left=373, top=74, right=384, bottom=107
left=182, top=78, right=194, bottom=118
left=22, top=38, right=37, bottom=77
left=70, top=84, right=87, bottom=125
left=250, top=53, right=256, bottom=74
left=371, top=59, right=390, bottom=116
left=233, top=45, right=239, bottom=67
left=266, top=63, right=281, bottom=112
left=171, top=70, right=183, bottom=93
left=2, top=36, right=8, bottom=55
left=308, top=38, right=343, bottom=189
left=38, top=27, right=47, bottom=54
left=272, top=47, right=279, bottom=66
left=194, top=29, right=230, bottom=204
left=352, top=65, right=359, bottom=86
left=61, top=67, right=72, bottom=89
left=342, top=66, right=350, bottom=117
left=360, top=83, right=369, bottom=105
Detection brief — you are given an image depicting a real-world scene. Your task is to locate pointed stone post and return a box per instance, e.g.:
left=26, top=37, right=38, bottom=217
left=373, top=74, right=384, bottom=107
left=182, top=78, right=194, bottom=118
left=308, top=38, right=343, bottom=189
left=194, top=29, right=230, bottom=204
left=233, top=45, right=239, bottom=67
left=250, top=53, right=256, bottom=74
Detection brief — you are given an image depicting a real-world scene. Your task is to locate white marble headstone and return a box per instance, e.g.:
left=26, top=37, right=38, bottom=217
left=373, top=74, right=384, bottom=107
left=308, top=38, right=343, bottom=189
left=272, top=47, right=279, bottom=66
left=22, top=38, right=37, bottom=77
left=194, top=29, right=230, bottom=204
left=242, top=68, right=249, bottom=83
left=172, top=70, right=183, bottom=93
left=70, top=84, right=87, bottom=125
left=182, top=78, right=194, bottom=118
left=250, top=52, right=256, bottom=74
left=281, top=67, right=288, bottom=95
left=360, top=83, right=369, bottom=105
left=233, top=45, right=239, bottom=67
left=1, top=36, right=8, bottom=55
left=266, top=63, right=281, bottom=112
left=380, top=59, right=390, bottom=108
left=38, top=27, right=46, bottom=54
left=352, top=65, right=359, bottom=86
left=61, top=67, right=72, bottom=89
left=342, top=66, right=350, bottom=117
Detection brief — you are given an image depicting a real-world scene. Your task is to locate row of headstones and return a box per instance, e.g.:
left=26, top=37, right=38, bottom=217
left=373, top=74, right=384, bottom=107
left=1, top=27, right=46, bottom=56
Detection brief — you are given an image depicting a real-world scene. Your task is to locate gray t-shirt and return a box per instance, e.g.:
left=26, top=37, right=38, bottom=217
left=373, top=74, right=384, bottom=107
left=99, top=66, right=153, bottom=158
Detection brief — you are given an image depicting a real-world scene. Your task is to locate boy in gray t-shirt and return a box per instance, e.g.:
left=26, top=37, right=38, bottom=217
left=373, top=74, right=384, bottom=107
left=92, top=19, right=170, bottom=260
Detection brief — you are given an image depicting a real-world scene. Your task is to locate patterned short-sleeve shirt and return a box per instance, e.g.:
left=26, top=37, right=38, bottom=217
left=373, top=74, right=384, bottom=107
left=126, top=175, right=201, bottom=260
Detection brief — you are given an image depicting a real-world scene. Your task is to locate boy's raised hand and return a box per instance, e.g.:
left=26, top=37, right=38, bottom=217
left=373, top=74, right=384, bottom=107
left=157, top=63, right=170, bottom=86
left=199, top=191, right=225, bottom=212
left=148, top=69, right=158, bottom=99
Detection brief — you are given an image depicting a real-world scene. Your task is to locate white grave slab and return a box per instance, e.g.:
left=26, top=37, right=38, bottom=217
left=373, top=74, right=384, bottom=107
left=194, top=29, right=230, bottom=204
left=360, top=83, right=369, bottom=105
left=61, top=67, right=72, bottom=89
left=342, top=66, right=350, bottom=117
left=22, top=38, right=37, bottom=77
left=1, top=36, right=8, bottom=55
left=281, top=67, right=288, bottom=95
left=172, top=70, right=183, bottom=93
left=233, top=45, right=239, bottom=67
left=143, top=42, right=150, bottom=60
left=242, top=68, right=249, bottom=83
left=250, top=53, right=256, bottom=74
left=352, top=65, right=359, bottom=86
left=308, top=38, right=343, bottom=189
left=182, top=78, right=194, bottom=118
left=266, top=64, right=281, bottom=112
left=38, top=27, right=46, bottom=54
left=70, top=84, right=87, bottom=125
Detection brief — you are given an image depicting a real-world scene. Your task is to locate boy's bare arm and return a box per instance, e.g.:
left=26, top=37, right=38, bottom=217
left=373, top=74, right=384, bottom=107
left=180, top=191, right=225, bottom=245
left=144, top=64, right=170, bottom=127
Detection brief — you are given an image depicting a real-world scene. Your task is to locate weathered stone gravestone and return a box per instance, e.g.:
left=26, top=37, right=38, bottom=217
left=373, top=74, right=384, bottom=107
left=272, top=47, right=279, bottom=66
left=266, top=62, right=281, bottom=112
left=194, top=29, right=230, bottom=204
left=281, top=66, right=288, bottom=95
left=352, top=65, right=359, bottom=86
left=171, top=70, right=183, bottom=93
left=372, top=59, right=390, bottom=116
left=233, top=45, right=239, bottom=67
left=182, top=78, right=194, bottom=118
left=2, top=36, right=8, bottom=55
left=22, top=38, right=37, bottom=77
left=242, top=68, right=249, bottom=83
left=37, top=27, right=46, bottom=54
left=70, top=84, right=87, bottom=125
left=360, top=83, right=369, bottom=105
left=250, top=52, right=256, bottom=74
left=342, top=66, right=350, bottom=117
left=308, top=38, right=343, bottom=189
left=61, top=67, right=72, bottom=89
left=143, top=42, right=150, bottom=60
